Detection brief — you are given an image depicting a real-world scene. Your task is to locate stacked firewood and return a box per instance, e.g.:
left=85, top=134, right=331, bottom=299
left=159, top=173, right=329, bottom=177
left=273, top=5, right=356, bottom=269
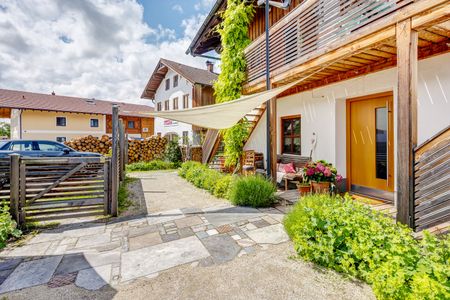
left=65, top=135, right=167, bottom=162
left=65, top=135, right=111, bottom=155
left=127, top=137, right=167, bottom=163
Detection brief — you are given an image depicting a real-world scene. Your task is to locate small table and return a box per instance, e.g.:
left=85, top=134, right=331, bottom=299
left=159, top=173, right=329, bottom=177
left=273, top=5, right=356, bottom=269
left=283, top=173, right=303, bottom=191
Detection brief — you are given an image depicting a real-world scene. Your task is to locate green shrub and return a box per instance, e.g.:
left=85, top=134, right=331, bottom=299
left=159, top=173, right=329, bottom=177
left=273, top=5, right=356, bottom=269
left=228, top=175, right=276, bottom=207
left=165, top=139, right=182, bottom=163
left=118, top=177, right=135, bottom=213
left=126, top=160, right=179, bottom=172
left=0, top=205, right=21, bottom=248
left=213, top=175, right=234, bottom=199
left=178, top=161, right=234, bottom=199
left=284, top=194, right=450, bottom=300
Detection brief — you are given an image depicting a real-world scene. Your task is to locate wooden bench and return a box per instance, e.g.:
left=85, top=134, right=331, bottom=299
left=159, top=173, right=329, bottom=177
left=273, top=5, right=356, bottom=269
left=277, top=154, right=311, bottom=190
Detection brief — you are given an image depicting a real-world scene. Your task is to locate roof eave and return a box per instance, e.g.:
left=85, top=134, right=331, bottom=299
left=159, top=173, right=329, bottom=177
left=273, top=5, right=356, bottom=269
left=186, top=0, right=225, bottom=56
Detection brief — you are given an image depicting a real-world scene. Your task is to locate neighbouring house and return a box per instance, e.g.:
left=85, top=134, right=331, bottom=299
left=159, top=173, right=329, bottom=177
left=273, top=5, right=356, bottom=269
left=140, top=58, right=217, bottom=145
left=189, top=0, right=450, bottom=230
left=0, top=89, right=155, bottom=142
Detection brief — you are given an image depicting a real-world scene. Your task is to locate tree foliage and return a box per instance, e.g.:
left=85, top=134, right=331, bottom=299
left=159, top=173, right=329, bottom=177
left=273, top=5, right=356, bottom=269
left=0, top=122, right=10, bottom=138
left=214, top=0, right=254, bottom=167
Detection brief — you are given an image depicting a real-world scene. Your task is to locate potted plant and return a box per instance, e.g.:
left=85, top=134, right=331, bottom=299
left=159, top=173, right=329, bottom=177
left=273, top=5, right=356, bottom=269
left=296, top=181, right=311, bottom=195
left=304, top=160, right=342, bottom=194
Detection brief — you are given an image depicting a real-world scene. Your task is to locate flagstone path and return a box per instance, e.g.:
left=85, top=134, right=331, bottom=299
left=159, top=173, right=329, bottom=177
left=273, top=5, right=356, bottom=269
left=0, top=171, right=290, bottom=294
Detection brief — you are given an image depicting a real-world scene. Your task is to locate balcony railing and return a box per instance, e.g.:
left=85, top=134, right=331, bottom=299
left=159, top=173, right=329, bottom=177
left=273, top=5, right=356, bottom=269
left=244, top=0, right=413, bottom=84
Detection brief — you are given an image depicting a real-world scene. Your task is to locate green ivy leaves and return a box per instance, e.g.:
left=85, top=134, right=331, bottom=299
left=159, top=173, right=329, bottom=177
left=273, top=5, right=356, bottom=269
left=214, top=0, right=255, bottom=167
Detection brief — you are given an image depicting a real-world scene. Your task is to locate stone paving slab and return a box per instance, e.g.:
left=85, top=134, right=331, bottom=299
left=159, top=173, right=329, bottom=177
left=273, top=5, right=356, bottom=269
left=121, top=236, right=210, bottom=282
left=75, top=264, right=111, bottom=291
left=245, top=224, right=289, bottom=245
left=0, top=256, right=62, bottom=293
left=201, top=234, right=241, bottom=264
left=203, top=206, right=264, bottom=227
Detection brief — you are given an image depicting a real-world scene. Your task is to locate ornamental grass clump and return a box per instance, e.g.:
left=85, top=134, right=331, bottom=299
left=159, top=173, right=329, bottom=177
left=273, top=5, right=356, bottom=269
left=228, top=175, right=276, bottom=208
left=284, top=194, right=450, bottom=300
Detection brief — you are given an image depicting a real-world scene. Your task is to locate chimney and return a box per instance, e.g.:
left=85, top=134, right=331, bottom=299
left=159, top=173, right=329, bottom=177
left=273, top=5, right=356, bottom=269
left=206, top=60, right=214, bottom=73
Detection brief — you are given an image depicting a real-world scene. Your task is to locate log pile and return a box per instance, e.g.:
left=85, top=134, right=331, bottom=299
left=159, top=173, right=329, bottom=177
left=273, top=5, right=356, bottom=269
left=127, top=137, right=167, bottom=163
left=65, top=135, right=167, bottom=162
left=65, top=135, right=111, bottom=155
left=181, top=146, right=202, bottom=163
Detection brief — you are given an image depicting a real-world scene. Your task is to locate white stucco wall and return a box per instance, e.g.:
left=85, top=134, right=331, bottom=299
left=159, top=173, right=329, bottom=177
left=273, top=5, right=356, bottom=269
left=154, top=69, right=195, bottom=143
left=10, top=109, right=21, bottom=139
left=244, top=53, right=450, bottom=176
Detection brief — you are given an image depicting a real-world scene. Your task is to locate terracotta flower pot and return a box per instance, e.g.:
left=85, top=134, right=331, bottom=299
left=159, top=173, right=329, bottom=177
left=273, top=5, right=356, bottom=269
left=297, top=184, right=311, bottom=195
left=312, top=181, right=331, bottom=194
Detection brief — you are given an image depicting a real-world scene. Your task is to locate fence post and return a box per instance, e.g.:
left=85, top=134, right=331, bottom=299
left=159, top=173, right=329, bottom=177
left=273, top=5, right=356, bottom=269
left=119, top=119, right=125, bottom=182
left=9, top=154, right=20, bottom=224
left=19, top=161, right=26, bottom=226
left=110, top=104, right=119, bottom=217
left=103, top=159, right=110, bottom=215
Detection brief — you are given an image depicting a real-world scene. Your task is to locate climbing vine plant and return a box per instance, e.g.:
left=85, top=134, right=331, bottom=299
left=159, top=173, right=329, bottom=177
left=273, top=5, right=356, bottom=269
left=214, top=0, right=255, bottom=167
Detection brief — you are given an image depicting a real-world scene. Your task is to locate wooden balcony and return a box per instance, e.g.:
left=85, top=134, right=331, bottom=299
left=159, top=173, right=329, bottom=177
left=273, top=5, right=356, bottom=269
left=244, top=0, right=424, bottom=91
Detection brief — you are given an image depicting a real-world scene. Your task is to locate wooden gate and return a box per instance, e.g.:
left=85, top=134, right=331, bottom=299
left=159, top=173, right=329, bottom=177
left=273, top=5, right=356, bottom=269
left=0, top=155, right=114, bottom=225
left=413, top=126, right=450, bottom=231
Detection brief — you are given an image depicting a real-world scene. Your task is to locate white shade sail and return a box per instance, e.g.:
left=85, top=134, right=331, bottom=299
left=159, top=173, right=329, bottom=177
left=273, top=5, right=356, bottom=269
left=131, top=77, right=307, bottom=130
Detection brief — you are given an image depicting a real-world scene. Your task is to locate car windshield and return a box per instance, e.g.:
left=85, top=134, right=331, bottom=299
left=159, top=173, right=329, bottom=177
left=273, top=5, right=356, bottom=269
left=0, top=141, right=8, bottom=150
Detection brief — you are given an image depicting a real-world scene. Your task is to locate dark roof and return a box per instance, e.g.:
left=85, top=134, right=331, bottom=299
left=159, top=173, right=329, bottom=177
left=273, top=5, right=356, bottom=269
left=141, top=58, right=218, bottom=100
left=0, top=88, right=153, bottom=117
left=186, top=0, right=226, bottom=56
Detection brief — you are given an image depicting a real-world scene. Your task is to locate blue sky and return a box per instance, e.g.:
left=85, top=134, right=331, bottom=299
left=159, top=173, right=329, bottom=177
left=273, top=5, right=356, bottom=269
left=138, top=0, right=214, bottom=42
left=0, top=0, right=216, bottom=103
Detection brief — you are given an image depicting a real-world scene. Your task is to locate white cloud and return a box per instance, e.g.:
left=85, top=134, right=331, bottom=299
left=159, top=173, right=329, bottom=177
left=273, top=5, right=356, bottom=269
left=171, top=4, right=183, bottom=14
left=194, top=0, right=215, bottom=11
left=0, top=0, right=211, bottom=106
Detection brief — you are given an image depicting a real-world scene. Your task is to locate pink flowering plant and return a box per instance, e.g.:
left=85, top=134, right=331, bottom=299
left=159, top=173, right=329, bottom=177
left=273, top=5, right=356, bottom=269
left=304, top=160, right=342, bottom=183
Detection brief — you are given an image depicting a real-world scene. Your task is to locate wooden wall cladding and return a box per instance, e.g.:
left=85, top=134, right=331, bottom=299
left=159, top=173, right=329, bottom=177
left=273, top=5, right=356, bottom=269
left=414, top=126, right=450, bottom=231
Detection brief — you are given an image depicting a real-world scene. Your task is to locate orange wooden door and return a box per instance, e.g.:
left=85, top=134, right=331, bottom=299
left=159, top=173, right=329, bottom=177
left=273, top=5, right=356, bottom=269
left=349, top=94, right=394, bottom=192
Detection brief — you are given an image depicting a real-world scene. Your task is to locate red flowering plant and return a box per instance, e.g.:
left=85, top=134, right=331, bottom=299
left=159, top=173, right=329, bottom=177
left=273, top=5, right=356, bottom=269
left=304, top=160, right=342, bottom=183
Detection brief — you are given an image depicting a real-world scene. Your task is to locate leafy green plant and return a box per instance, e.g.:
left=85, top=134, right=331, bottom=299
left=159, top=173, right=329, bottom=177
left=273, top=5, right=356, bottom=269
left=126, top=160, right=179, bottom=172
left=0, top=122, right=10, bottom=138
left=213, top=175, right=234, bottom=199
left=165, top=139, right=182, bottom=164
left=214, top=0, right=255, bottom=167
left=284, top=194, right=450, bottom=300
left=228, top=175, right=276, bottom=207
left=0, top=205, right=22, bottom=248
left=178, top=161, right=234, bottom=199
left=118, top=176, right=136, bottom=213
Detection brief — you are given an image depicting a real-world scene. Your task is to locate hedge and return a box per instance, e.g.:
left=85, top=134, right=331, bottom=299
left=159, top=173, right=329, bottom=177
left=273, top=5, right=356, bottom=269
left=283, top=194, right=450, bottom=300
left=178, top=161, right=276, bottom=207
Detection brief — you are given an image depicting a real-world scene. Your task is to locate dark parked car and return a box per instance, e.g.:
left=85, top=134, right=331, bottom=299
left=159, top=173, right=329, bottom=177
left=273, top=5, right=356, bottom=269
left=0, top=140, right=102, bottom=158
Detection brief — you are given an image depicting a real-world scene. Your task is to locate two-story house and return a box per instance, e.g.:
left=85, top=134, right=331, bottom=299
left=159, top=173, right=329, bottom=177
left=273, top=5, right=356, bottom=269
left=141, top=58, right=218, bottom=145
left=0, top=88, right=154, bottom=141
left=188, top=0, right=450, bottom=231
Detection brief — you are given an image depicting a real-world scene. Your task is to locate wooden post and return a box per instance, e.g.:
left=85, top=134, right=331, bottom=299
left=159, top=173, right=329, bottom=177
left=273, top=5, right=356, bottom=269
left=269, top=98, right=278, bottom=181
left=103, top=160, right=110, bottom=215
left=19, top=161, right=26, bottom=226
left=119, top=119, right=125, bottom=182
left=396, top=19, right=418, bottom=227
left=9, top=154, right=20, bottom=224
left=110, top=105, right=119, bottom=217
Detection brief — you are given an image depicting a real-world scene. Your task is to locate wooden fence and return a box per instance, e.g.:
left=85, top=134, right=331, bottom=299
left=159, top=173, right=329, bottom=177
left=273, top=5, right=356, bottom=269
left=413, top=126, right=450, bottom=231
left=0, top=105, right=127, bottom=226
left=0, top=155, right=112, bottom=224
